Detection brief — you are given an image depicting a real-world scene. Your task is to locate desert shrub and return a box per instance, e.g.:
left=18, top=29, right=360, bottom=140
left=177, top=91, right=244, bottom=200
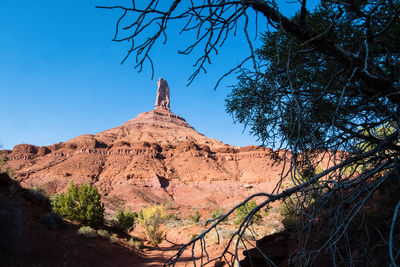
left=113, top=208, right=137, bottom=232
left=211, top=209, right=227, bottom=222
left=39, top=212, right=65, bottom=230
left=127, top=236, right=144, bottom=249
left=234, top=200, right=261, bottom=226
left=278, top=171, right=318, bottom=230
left=97, top=229, right=110, bottom=240
left=138, top=205, right=166, bottom=246
left=4, top=168, right=16, bottom=181
left=190, top=210, right=200, bottom=223
left=78, top=226, right=97, bottom=238
left=206, top=227, right=236, bottom=244
left=279, top=198, right=300, bottom=230
left=165, top=216, right=182, bottom=228
left=110, top=233, right=119, bottom=243
left=166, top=213, right=179, bottom=221
left=52, top=181, right=104, bottom=227
left=165, top=201, right=174, bottom=210
left=0, top=152, right=8, bottom=170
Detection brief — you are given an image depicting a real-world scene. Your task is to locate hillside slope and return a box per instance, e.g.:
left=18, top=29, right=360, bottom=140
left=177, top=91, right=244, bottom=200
left=2, top=79, right=287, bottom=214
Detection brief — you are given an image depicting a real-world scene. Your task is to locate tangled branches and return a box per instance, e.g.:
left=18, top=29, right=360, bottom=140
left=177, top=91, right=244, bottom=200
left=162, top=144, right=399, bottom=266
left=100, top=0, right=400, bottom=266
left=97, top=0, right=260, bottom=85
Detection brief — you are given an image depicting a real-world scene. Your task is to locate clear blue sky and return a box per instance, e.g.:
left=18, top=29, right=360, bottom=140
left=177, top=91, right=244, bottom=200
left=0, top=1, right=317, bottom=150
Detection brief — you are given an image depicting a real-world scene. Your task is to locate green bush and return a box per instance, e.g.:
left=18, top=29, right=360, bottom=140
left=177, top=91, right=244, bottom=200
left=166, top=213, right=179, bottom=221
left=113, top=208, right=137, bottom=232
left=190, top=210, right=200, bottom=223
left=52, top=181, right=104, bottom=227
left=234, top=200, right=261, bottom=226
left=138, top=205, right=166, bottom=246
left=211, top=209, right=227, bottom=222
left=279, top=198, right=300, bottom=230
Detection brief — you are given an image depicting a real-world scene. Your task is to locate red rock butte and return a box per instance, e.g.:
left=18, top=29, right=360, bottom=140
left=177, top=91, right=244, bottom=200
left=2, top=78, right=287, bottom=214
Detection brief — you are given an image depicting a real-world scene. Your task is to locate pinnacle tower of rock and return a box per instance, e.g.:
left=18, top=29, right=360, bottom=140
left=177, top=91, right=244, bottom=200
left=155, top=77, right=170, bottom=111
left=2, top=76, right=279, bottom=221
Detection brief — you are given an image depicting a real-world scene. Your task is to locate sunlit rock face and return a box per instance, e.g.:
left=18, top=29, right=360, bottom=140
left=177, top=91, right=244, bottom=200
left=155, top=77, right=170, bottom=111
left=2, top=79, right=290, bottom=214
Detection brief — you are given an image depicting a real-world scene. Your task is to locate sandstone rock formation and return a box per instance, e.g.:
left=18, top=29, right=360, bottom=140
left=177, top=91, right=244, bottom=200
left=155, top=78, right=170, bottom=111
left=1, top=80, right=290, bottom=215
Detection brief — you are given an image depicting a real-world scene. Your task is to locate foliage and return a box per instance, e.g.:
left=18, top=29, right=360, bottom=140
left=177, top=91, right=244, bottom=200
left=113, top=208, right=137, bottom=232
left=52, top=181, right=104, bottom=227
left=206, top=227, right=236, bottom=245
left=138, top=205, right=166, bottom=246
left=234, top=200, right=261, bottom=226
left=211, top=209, right=227, bottom=222
left=166, top=213, right=179, bottom=221
left=127, top=236, right=144, bottom=249
left=279, top=169, right=319, bottom=230
left=279, top=199, right=300, bottom=230
left=0, top=152, right=8, bottom=170
left=97, top=229, right=110, bottom=240
left=110, top=233, right=119, bottom=244
left=77, top=226, right=97, bottom=238
left=189, top=210, right=200, bottom=223
left=0, top=151, right=13, bottom=180
left=165, top=201, right=174, bottom=210
left=4, top=168, right=15, bottom=181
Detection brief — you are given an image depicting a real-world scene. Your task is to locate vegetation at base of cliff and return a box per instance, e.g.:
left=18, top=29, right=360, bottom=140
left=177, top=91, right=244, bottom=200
left=127, top=236, right=144, bottom=249
left=138, top=205, right=166, bottom=246
left=211, top=209, right=227, bottom=222
left=0, top=152, right=8, bottom=170
left=52, top=181, right=104, bottom=227
left=278, top=169, right=320, bottom=230
left=78, top=226, right=97, bottom=238
left=0, top=152, right=15, bottom=182
left=234, top=200, right=261, bottom=226
left=97, top=229, right=110, bottom=240
left=190, top=210, right=200, bottom=223
left=112, top=208, right=138, bottom=232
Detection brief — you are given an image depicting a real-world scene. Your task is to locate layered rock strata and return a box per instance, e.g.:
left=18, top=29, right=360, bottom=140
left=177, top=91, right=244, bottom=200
left=2, top=79, right=288, bottom=213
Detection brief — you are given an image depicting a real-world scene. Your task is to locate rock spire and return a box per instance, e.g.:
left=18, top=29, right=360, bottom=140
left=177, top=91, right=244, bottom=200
left=155, top=78, right=170, bottom=111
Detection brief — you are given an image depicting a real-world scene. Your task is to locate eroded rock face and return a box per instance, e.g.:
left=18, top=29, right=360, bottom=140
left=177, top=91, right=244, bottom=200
left=3, top=108, right=288, bottom=214
left=13, top=144, right=38, bottom=154
left=155, top=78, right=170, bottom=111
left=2, top=80, right=305, bottom=215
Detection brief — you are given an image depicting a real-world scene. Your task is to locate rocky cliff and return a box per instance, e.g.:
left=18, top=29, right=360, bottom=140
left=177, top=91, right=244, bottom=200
left=2, top=79, right=287, bottom=214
